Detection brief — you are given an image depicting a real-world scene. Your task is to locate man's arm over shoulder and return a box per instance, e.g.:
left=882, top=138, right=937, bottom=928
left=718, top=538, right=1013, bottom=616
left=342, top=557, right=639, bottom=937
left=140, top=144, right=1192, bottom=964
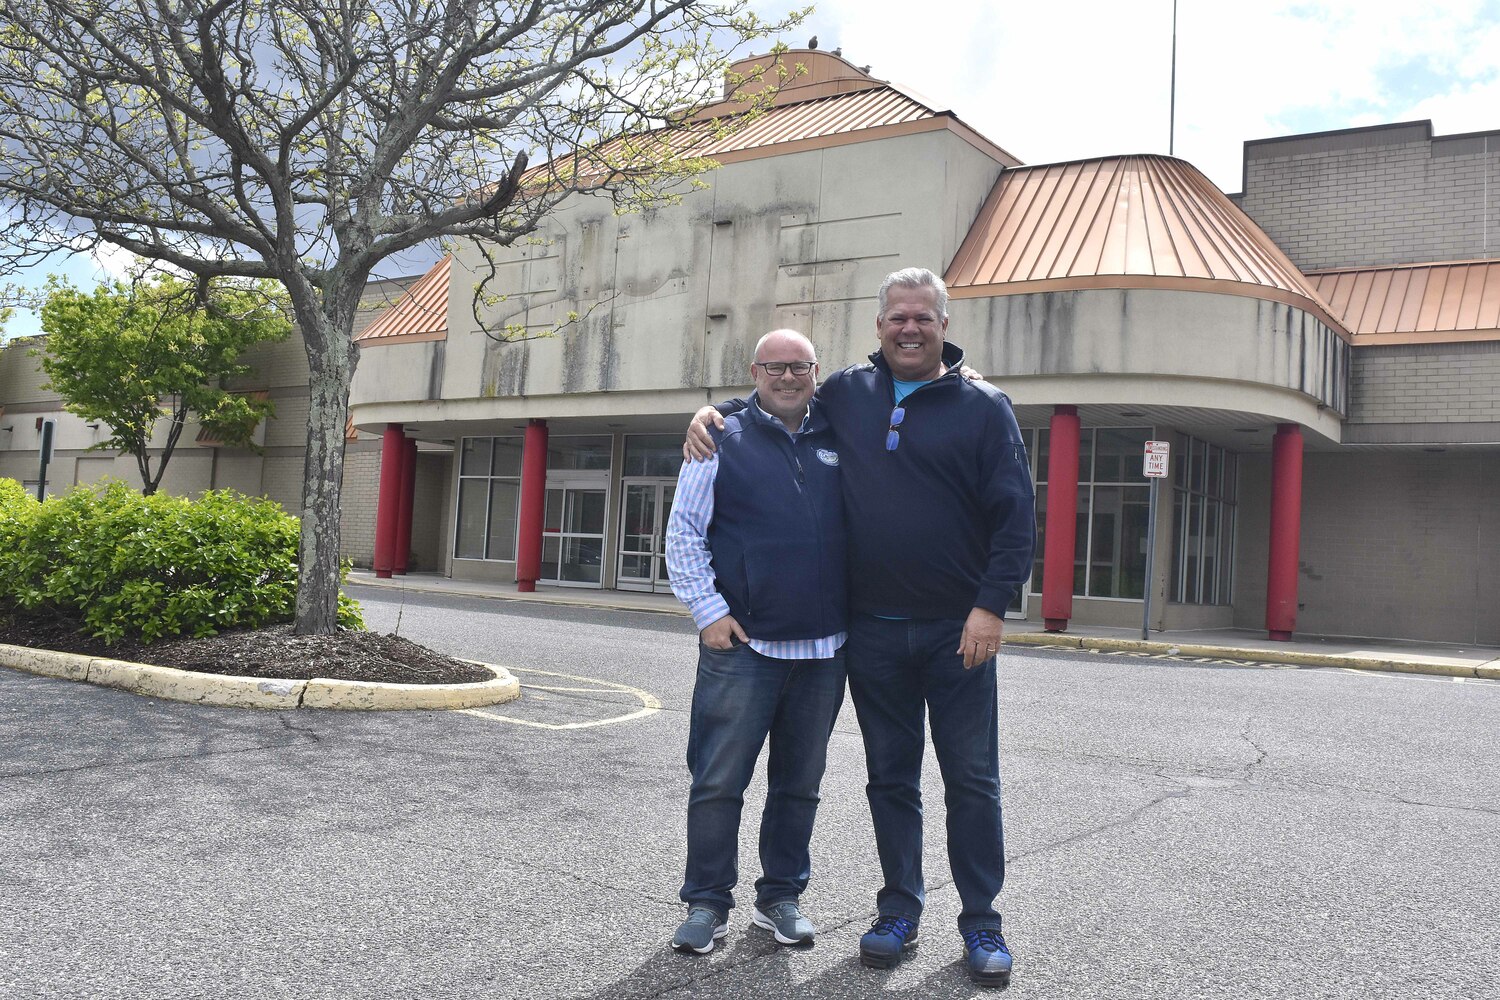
left=972, top=384, right=1037, bottom=615
left=684, top=397, right=750, bottom=461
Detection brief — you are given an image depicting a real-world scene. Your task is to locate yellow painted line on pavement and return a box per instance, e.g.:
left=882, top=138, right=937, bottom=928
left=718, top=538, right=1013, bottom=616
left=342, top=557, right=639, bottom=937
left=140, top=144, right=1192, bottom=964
left=457, top=666, right=662, bottom=730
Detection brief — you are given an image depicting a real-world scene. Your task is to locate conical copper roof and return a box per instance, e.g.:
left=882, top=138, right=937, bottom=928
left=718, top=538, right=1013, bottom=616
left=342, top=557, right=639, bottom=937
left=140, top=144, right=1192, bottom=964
left=946, top=154, right=1348, bottom=339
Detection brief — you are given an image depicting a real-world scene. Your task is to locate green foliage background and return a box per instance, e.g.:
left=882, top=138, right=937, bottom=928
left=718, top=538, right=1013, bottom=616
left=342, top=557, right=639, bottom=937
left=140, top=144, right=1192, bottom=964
left=35, top=275, right=290, bottom=493
left=0, top=479, right=363, bottom=643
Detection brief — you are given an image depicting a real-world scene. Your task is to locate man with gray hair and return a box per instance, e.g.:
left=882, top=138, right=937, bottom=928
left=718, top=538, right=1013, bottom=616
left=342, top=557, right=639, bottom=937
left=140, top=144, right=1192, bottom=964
left=686, top=268, right=1035, bottom=988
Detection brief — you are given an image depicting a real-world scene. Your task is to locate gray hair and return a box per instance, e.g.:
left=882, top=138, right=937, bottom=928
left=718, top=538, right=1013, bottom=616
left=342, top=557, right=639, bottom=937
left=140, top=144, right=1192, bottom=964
left=877, top=267, right=949, bottom=321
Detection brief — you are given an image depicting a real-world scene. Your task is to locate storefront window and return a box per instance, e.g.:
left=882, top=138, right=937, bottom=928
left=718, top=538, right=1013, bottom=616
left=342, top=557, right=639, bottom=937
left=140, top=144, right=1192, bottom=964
left=1034, top=426, right=1150, bottom=600
left=1171, top=435, right=1237, bottom=604
left=455, top=434, right=612, bottom=567
left=548, top=436, right=611, bottom=471
left=454, top=436, right=522, bottom=560
left=623, top=434, right=683, bottom=477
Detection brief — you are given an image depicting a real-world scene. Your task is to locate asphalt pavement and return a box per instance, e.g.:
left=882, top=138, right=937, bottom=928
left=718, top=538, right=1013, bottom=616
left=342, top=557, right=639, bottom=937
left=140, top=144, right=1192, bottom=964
left=2, top=585, right=1497, bottom=999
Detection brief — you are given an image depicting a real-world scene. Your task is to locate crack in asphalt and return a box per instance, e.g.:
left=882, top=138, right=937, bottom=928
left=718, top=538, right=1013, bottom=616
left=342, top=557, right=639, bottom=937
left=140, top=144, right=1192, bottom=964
left=1007, top=769, right=1194, bottom=866
left=1240, top=723, right=1270, bottom=781
left=277, top=715, right=323, bottom=743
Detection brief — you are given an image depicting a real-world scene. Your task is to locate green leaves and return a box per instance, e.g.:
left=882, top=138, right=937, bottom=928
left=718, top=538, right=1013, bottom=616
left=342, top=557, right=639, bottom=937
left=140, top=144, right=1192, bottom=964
left=0, top=480, right=365, bottom=644
left=36, top=274, right=290, bottom=491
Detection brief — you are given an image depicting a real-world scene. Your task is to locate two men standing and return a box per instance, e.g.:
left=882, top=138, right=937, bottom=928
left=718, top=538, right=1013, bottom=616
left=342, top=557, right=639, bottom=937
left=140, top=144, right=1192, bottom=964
left=666, top=268, right=1036, bottom=988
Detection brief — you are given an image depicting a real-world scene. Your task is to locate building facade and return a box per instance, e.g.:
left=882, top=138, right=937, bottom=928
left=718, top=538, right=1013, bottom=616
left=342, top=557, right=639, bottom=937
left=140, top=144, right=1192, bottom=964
left=5, top=51, right=1497, bottom=644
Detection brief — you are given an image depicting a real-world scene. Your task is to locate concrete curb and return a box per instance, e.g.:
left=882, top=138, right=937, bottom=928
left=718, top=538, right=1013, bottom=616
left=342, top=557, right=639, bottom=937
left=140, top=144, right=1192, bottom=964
left=0, top=642, right=522, bottom=711
left=1004, top=632, right=1491, bottom=680
left=348, top=576, right=693, bottom=618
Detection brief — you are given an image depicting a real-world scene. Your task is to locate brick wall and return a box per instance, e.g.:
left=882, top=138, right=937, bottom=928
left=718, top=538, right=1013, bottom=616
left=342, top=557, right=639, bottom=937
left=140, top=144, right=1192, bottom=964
left=339, top=444, right=381, bottom=566
left=1237, top=123, right=1500, bottom=271
left=1234, top=451, right=1499, bottom=644
left=338, top=442, right=452, bottom=570
left=1349, top=342, right=1500, bottom=424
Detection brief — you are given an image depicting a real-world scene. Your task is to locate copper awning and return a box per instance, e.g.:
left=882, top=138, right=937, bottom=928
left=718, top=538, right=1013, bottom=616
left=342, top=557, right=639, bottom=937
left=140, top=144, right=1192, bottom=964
left=355, top=256, right=450, bottom=346
left=1307, top=259, right=1500, bottom=345
left=945, top=155, right=1349, bottom=339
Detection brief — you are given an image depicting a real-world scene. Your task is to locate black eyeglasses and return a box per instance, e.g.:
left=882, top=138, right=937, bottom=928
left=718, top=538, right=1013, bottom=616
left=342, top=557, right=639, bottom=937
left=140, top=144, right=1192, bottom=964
left=886, top=406, right=905, bottom=451
left=753, top=361, right=815, bottom=376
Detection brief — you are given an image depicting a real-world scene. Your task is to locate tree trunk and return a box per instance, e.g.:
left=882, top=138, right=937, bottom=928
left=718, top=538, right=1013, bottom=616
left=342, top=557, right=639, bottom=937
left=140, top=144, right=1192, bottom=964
left=289, top=289, right=359, bottom=635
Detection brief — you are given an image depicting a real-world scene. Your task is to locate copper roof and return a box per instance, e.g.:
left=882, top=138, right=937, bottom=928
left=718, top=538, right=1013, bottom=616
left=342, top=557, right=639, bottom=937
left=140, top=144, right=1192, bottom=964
left=521, top=50, right=1019, bottom=191
left=355, top=256, right=449, bottom=346
left=1307, top=259, right=1500, bottom=345
left=945, top=154, right=1349, bottom=339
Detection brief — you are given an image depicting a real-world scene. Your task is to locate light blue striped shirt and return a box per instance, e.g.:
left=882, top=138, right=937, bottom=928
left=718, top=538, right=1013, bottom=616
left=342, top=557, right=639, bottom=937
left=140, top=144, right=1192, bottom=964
left=664, top=406, right=846, bottom=661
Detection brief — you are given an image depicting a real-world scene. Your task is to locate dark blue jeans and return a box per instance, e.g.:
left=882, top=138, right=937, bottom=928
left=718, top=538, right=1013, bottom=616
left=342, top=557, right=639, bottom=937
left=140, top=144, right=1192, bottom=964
left=846, top=613, right=1004, bottom=931
left=680, top=642, right=847, bottom=918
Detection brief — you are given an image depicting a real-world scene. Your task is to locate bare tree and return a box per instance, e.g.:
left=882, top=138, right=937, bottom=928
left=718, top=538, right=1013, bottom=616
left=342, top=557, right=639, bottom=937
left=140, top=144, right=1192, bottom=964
left=0, top=0, right=798, bottom=633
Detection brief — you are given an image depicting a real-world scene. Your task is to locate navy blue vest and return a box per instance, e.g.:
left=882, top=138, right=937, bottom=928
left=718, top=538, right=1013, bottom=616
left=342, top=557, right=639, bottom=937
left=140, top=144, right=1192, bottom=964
left=708, top=397, right=847, bottom=640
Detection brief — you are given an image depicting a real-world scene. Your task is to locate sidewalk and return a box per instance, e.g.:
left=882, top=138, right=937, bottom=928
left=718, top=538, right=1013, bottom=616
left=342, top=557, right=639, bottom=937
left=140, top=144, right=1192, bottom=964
left=348, top=570, right=1500, bottom=680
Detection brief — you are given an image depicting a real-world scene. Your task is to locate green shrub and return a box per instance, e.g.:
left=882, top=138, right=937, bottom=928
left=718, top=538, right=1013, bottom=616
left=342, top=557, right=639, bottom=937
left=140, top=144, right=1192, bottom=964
left=0, top=479, right=363, bottom=643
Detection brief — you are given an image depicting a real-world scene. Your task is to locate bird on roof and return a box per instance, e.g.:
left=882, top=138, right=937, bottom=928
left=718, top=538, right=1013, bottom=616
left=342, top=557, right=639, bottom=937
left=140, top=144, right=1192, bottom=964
left=808, top=35, right=818, bottom=48
left=832, top=47, right=843, bottom=56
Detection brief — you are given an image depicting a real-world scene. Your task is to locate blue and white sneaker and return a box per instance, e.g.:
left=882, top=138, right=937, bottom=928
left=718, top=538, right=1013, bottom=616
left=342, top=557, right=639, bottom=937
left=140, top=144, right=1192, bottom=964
left=962, top=927, right=1013, bottom=987
left=672, top=906, right=729, bottom=954
left=751, top=900, right=816, bottom=945
left=859, top=914, right=919, bottom=968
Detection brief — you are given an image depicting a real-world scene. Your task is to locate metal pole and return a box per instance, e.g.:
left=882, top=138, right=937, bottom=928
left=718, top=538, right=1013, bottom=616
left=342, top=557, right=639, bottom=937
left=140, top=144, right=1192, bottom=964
left=36, top=419, right=54, bottom=501
left=1169, top=0, right=1178, bottom=156
left=1141, top=476, right=1160, bottom=640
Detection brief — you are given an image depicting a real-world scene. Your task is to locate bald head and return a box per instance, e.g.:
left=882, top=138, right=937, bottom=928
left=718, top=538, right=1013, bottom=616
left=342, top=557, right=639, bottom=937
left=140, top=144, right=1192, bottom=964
left=749, top=328, right=818, bottom=431
left=753, top=328, right=817, bottom=363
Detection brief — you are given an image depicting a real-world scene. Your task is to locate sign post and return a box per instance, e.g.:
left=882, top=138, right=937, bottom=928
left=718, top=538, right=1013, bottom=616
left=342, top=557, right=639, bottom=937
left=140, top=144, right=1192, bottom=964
left=1141, top=440, right=1170, bottom=640
left=36, top=418, right=55, bottom=501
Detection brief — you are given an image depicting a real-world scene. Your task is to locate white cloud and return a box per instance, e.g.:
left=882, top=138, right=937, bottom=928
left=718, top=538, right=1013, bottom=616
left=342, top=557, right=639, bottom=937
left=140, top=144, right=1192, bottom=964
left=753, top=0, right=1500, bottom=191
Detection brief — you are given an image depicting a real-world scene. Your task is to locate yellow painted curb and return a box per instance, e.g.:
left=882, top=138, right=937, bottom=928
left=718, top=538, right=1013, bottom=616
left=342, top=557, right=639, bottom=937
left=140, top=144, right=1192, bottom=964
left=1004, top=632, right=1484, bottom=679
left=0, top=643, right=93, bottom=682
left=87, top=658, right=307, bottom=709
left=301, top=669, right=519, bottom=711
left=0, top=644, right=521, bottom=711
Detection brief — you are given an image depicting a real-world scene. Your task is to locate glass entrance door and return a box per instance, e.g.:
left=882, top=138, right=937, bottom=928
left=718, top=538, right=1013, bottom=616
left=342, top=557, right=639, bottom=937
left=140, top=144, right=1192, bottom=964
left=617, top=478, right=676, bottom=593
left=542, top=481, right=607, bottom=587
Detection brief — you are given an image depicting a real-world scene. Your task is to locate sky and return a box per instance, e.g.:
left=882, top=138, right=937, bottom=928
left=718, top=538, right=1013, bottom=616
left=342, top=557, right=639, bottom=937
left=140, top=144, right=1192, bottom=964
left=753, top=0, right=1500, bottom=190
left=5, top=0, right=1499, bottom=338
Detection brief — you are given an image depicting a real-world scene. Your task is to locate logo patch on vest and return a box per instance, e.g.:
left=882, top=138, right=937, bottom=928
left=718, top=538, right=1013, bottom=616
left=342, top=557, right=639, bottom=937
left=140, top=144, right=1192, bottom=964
left=816, top=448, right=840, bottom=466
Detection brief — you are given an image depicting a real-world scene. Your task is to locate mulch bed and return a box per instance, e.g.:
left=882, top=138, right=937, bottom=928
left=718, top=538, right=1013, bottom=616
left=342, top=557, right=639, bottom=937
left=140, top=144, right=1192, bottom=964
left=0, top=615, right=492, bottom=685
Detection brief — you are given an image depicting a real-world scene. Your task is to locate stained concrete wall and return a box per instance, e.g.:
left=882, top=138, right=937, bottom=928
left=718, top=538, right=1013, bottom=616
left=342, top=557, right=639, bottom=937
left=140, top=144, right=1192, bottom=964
left=352, top=129, right=1007, bottom=413
left=953, top=288, right=1350, bottom=418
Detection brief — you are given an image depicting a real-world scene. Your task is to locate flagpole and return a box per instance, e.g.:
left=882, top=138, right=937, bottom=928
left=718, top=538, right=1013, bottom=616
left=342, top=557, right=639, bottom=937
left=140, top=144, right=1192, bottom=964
left=1170, top=0, right=1178, bottom=155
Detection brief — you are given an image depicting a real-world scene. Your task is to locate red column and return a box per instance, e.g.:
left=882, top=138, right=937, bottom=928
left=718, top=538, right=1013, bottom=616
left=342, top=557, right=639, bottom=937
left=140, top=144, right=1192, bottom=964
left=1042, top=406, right=1080, bottom=632
left=393, top=437, right=418, bottom=575
left=373, top=423, right=405, bottom=579
left=515, top=418, right=549, bottom=593
left=1266, top=423, right=1304, bottom=641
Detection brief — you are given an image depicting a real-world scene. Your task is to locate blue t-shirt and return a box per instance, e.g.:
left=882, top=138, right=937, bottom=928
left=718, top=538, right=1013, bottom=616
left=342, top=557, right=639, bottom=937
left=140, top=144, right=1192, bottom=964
left=892, top=377, right=932, bottom=404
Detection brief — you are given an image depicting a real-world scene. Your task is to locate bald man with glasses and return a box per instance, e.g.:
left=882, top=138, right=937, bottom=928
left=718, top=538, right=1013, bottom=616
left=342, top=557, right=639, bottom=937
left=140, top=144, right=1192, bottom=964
left=664, top=329, right=849, bottom=955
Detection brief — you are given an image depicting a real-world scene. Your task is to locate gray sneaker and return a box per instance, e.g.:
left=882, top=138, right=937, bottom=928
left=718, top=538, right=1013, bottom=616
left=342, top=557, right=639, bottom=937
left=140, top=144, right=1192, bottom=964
left=672, top=907, right=729, bottom=954
left=751, top=900, right=816, bottom=945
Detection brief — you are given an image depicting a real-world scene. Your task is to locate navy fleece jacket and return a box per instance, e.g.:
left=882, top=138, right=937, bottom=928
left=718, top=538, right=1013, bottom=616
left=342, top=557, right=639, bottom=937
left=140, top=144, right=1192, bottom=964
left=719, top=342, right=1036, bottom=619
